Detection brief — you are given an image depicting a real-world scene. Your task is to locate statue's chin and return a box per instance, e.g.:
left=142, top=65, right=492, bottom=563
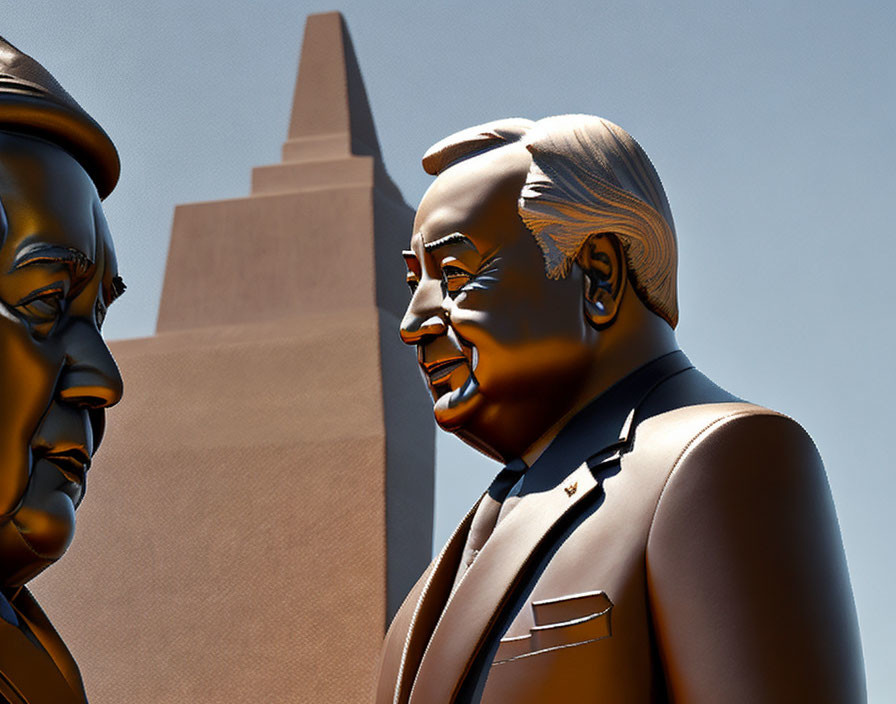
left=12, top=495, right=76, bottom=560
left=0, top=468, right=77, bottom=587
left=0, top=519, right=66, bottom=588
left=433, top=375, right=483, bottom=431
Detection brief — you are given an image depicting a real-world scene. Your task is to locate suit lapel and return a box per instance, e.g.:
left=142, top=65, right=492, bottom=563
left=407, top=462, right=601, bottom=704
left=377, top=497, right=482, bottom=704
left=388, top=351, right=695, bottom=704
left=11, top=588, right=86, bottom=701
left=0, top=599, right=85, bottom=703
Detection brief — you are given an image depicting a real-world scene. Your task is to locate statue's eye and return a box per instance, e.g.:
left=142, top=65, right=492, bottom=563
left=15, top=288, right=67, bottom=335
left=441, top=265, right=471, bottom=297
left=406, top=273, right=419, bottom=294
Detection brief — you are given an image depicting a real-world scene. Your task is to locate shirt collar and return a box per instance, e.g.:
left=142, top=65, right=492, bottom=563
left=520, top=350, right=693, bottom=493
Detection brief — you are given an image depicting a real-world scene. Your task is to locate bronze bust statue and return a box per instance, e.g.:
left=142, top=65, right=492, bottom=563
left=0, top=37, right=123, bottom=703
left=376, top=115, right=865, bottom=702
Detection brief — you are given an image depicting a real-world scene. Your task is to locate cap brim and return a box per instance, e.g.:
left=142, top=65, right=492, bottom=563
left=0, top=93, right=120, bottom=199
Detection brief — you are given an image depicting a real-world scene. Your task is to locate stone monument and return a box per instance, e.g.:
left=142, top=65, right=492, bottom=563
left=35, top=12, right=433, bottom=703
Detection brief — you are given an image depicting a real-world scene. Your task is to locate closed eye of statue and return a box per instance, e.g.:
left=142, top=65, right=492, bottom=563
left=14, top=285, right=68, bottom=336
left=441, top=256, right=500, bottom=297
left=441, top=264, right=472, bottom=296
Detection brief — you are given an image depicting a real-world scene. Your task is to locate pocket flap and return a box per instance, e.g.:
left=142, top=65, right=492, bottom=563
left=531, top=590, right=612, bottom=627
left=530, top=609, right=611, bottom=651
left=493, top=633, right=532, bottom=663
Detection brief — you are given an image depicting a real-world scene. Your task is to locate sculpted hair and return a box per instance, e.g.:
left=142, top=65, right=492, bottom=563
left=422, top=115, right=679, bottom=328
left=422, top=118, right=535, bottom=175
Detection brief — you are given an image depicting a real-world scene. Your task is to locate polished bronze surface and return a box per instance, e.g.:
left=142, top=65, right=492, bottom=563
left=379, top=115, right=865, bottom=702
left=0, top=37, right=119, bottom=199
left=401, top=117, right=677, bottom=463
left=0, top=37, right=122, bottom=704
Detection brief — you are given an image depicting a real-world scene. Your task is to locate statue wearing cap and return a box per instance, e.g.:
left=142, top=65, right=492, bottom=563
left=0, top=36, right=124, bottom=703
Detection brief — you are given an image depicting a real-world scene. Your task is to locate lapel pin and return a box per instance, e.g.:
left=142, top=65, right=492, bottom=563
left=564, top=482, right=578, bottom=497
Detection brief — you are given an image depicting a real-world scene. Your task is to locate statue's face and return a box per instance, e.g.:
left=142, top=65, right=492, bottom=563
left=401, top=145, right=595, bottom=461
left=0, top=133, right=123, bottom=586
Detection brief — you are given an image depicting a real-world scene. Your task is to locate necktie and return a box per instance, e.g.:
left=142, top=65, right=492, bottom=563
left=451, top=459, right=527, bottom=594
left=0, top=591, right=17, bottom=626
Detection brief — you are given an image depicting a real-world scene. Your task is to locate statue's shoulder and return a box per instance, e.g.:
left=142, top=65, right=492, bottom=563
left=638, top=399, right=802, bottom=445
left=626, top=400, right=819, bottom=493
left=626, top=359, right=816, bottom=478
left=637, top=403, right=862, bottom=702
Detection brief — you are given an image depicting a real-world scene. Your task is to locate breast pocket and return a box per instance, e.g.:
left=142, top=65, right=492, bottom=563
left=492, top=590, right=613, bottom=663
left=484, top=591, right=614, bottom=704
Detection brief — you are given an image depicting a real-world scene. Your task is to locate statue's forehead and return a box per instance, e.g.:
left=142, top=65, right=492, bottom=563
left=0, top=134, right=102, bottom=260
left=414, top=143, right=531, bottom=243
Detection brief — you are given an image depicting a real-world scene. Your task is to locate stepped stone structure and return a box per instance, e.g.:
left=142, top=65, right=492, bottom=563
left=33, top=12, right=434, bottom=703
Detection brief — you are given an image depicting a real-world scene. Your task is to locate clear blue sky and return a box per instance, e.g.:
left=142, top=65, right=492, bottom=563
left=5, top=0, right=893, bottom=699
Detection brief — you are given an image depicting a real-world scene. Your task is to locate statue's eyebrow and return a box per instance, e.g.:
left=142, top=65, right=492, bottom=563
left=10, top=244, right=93, bottom=275
left=422, top=232, right=474, bottom=253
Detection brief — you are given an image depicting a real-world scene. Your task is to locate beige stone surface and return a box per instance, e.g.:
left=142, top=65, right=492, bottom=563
left=284, top=12, right=381, bottom=159
left=157, top=187, right=381, bottom=330
left=37, top=317, right=389, bottom=703
left=31, top=11, right=433, bottom=703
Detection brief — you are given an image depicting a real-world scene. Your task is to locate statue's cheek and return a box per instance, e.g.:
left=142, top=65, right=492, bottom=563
left=0, top=310, right=63, bottom=516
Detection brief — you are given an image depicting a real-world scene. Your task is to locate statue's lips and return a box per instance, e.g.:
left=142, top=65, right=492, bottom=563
left=421, top=357, right=467, bottom=382
left=42, top=449, right=90, bottom=502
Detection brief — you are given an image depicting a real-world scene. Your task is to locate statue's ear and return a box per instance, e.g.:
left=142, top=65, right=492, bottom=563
left=576, top=234, right=626, bottom=329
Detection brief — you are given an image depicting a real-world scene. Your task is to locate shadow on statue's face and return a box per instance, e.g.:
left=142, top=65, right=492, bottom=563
left=400, top=145, right=597, bottom=462
left=0, top=133, right=123, bottom=587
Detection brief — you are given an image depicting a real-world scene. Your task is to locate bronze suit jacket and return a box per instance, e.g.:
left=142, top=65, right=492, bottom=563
left=376, top=352, right=865, bottom=703
left=0, top=587, right=87, bottom=703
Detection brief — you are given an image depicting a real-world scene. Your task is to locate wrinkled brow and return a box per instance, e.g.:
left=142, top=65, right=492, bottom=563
left=422, top=233, right=473, bottom=252
left=11, top=244, right=93, bottom=275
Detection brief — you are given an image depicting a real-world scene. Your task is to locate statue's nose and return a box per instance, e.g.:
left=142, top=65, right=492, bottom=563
left=400, top=280, right=448, bottom=345
left=400, top=312, right=448, bottom=345
left=57, top=320, right=123, bottom=409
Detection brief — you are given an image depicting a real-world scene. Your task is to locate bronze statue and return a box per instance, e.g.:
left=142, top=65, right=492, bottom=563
left=376, top=115, right=865, bottom=702
left=0, top=37, right=123, bottom=702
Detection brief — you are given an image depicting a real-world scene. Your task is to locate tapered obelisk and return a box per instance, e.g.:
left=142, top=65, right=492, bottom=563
left=34, top=12, right=433, bottom=703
